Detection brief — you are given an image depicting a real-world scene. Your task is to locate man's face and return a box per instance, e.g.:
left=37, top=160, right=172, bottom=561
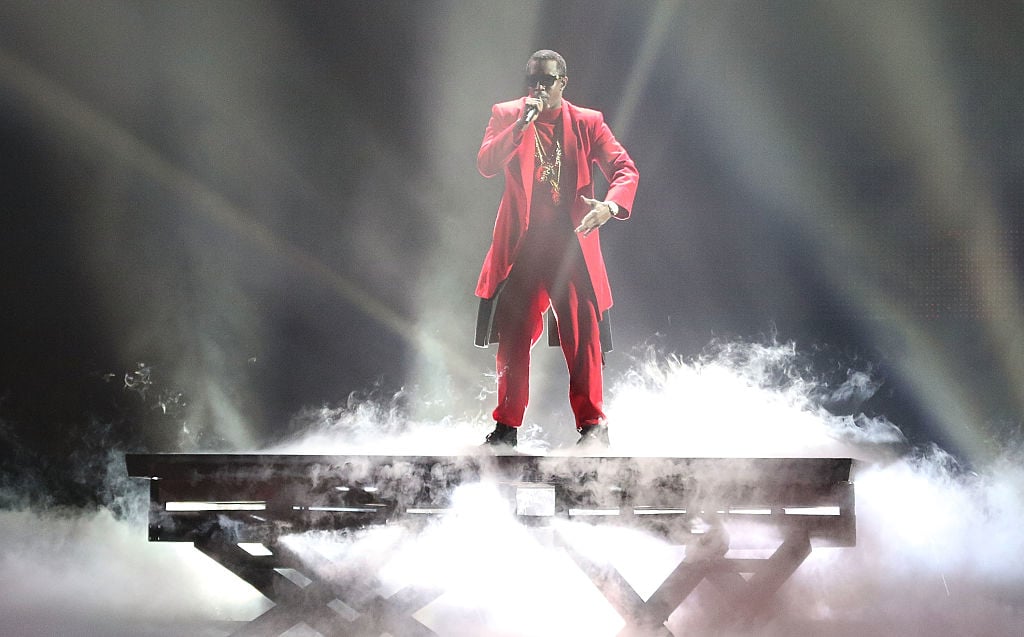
left=526, top=59, right=566, bottom=108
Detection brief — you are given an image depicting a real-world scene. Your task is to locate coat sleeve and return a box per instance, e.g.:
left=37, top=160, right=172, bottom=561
left=477, top=102, right=526, bottom=178
left=589, top=114, right=639, bottom=218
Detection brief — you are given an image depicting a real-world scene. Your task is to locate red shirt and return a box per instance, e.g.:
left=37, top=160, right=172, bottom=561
left=530, top=105, right=570, bottom=229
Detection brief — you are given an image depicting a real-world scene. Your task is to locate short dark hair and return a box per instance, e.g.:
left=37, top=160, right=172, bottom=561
left=527, top=49, right=567, bottom=77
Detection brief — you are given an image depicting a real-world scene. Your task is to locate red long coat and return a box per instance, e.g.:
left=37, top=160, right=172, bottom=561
left=475, top=98, right=639, bottom=313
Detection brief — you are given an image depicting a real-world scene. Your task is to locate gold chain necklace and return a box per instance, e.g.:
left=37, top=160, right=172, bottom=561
left=534, top=131, right=562, bottom=204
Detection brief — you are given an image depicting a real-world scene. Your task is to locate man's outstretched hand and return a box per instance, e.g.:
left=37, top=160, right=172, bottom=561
left=576, top=196, right=617, bottom=236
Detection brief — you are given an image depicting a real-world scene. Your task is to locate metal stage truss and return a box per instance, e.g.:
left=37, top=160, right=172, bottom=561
left=126, top=453, right=856, bottom=636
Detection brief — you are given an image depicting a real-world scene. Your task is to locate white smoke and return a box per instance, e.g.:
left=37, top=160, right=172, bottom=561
left=0, top=506, right=269, bottom=637
left=1, top=342, right=1021, bottom=636
left=264, top=388, right=552, bottom=456
left=776, top=448, right=1024, bottom=637
left=606, top=342, right=905, bottom=459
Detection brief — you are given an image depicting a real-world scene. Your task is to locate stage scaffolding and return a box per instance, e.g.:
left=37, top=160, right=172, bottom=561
left=126, top=453, right=856, bottom=636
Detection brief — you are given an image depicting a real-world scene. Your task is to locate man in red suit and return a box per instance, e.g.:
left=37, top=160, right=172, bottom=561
left=475, top=50, right=639, bottom=450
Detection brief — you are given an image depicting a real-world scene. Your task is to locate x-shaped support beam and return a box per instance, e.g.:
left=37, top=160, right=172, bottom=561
left=557, top=527, right=812, bottom=636
left=194, top=536, right=442, bottom=637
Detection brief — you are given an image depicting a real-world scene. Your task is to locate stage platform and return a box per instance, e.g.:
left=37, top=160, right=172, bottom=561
left=126, top=453, right=856, bottom=636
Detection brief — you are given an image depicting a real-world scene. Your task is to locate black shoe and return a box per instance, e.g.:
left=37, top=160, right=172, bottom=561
left=576, top=423, right=610, bottom=450
left=482, top=422, right=518, bottom=448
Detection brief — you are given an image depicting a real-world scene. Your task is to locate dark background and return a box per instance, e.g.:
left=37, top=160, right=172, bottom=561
left=1, top=1, right=1022, bottom=506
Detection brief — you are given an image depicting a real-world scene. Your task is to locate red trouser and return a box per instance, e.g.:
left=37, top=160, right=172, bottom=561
left=491, top=223, right=605, bottom=430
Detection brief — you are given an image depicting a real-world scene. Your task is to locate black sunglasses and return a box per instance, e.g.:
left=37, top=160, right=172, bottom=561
left=526, top=73, right=561, bottom=88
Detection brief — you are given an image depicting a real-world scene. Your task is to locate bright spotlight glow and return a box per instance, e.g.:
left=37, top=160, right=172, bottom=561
left=165, top=501, right=265, bottom=511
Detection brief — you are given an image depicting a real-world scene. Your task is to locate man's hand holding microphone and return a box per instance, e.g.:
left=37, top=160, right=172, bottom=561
left=517, top=96, right=545, bottom=131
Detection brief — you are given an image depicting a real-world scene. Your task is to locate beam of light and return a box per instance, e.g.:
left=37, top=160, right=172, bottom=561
left=408, top=2, right=549, bottom=423
left=611, top=0, right=680, bottom=140
left=0, top=44, right=485, bottom=440
left=658, top=4, right=1022, bottom=464
left=825, top=1, right=1024, bottom=460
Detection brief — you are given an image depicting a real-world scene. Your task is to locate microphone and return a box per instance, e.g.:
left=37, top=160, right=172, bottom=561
left=523, top=103, right=540, bottom=124
left=519, top=96, right=545, bottom=128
